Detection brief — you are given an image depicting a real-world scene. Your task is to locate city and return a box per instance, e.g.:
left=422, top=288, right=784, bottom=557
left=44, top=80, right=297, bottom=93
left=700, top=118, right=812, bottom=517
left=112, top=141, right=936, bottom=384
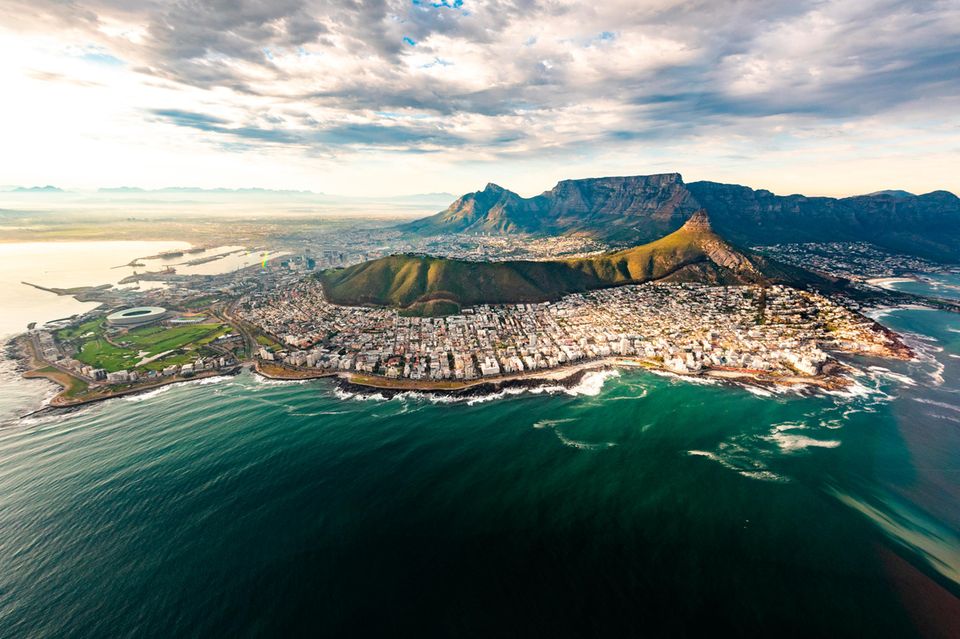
left=239, top=277, right=910, bottom=389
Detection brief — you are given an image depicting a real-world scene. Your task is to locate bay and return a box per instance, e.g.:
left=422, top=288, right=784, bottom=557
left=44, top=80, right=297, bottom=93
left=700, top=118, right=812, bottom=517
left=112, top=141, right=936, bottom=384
left=0, top=305, right=957, bottom=637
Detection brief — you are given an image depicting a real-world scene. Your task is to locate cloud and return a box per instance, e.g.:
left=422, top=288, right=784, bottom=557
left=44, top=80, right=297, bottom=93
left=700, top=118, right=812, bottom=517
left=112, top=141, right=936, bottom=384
left=149, top=108, right=467, bottom=150
left=2, top=0, right=959, bottom=193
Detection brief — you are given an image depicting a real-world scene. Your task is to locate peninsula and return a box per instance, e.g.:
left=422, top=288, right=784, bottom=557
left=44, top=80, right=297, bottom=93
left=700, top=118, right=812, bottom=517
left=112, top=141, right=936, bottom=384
left=244, top=213, right=910, bottom=392
left=15, top=175, right=951, bottom=408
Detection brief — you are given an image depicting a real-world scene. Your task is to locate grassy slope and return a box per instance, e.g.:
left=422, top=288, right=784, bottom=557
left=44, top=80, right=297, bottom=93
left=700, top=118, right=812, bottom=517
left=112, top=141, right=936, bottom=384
left=319, top=216, right=821, bottom=315
left=74, top=323, right=227, bottom=372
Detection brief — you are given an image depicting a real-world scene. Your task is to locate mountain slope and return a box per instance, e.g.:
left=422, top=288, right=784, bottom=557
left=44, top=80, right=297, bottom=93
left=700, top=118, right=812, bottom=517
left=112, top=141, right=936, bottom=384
left=686, top=182, right=960, bottom=261
left=399, top=173, right=960, bottom=262
left=399, top=173, right=701, bottom=243
left=321, top=211, right=829, bottom=315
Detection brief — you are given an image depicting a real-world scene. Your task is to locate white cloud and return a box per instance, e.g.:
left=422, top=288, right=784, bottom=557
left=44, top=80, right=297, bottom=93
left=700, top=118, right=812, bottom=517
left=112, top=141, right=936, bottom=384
left=0, top=0, right=957, bottom=196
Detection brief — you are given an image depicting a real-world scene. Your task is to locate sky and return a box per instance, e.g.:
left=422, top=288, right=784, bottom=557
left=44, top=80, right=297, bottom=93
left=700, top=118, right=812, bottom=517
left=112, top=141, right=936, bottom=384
left=0, top=0, right=958, bottom=198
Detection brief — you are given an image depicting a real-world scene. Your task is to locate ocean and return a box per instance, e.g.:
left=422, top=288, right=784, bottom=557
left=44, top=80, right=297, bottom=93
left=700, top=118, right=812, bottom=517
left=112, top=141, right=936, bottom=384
left=0, top=276, right=958, bottom=636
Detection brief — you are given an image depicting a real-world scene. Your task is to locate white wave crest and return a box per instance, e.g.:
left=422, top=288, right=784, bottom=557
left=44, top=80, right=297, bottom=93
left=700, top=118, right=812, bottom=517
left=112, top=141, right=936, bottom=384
left=466, top=387, right=528, bottom=405
left=565, top=370, right=620, bottom=396
left=686, top=449, right=788, bottom=483
left=253, top=375, right=311, bottom=386
left=533, top=418, right=575, bottom=429
left=764, top=431, right=841, bottom=453
left=648, top=369, right=719, bottom=386
left=555, top=430, right=616, bottom=450
left=866, top=366, right=917, bottom=386
left=912, top=397, right=960, bottom=413
left=124, top=385, right=173, bottom=402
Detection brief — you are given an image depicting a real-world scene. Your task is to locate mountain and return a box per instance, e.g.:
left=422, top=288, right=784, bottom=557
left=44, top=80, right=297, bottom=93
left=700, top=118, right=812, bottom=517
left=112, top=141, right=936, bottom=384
left=864, top=189, right=914, bottom=198
left=399, top=174, right=960, bottom=262
left=399, top=173, right=700, bottom=243
left=11, top=185, right=63, bottom=193
left=320, top=211, right=829, bottom=316
left=688, top=182, right=960, bottom=261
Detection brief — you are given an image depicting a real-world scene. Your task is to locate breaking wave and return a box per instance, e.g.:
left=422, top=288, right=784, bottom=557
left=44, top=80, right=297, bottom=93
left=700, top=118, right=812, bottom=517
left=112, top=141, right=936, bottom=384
left=555, top=431, right=617, bottom=450
left=533, top=418, right=575, bottom=429
left=124, top=386, right=173, bottom=402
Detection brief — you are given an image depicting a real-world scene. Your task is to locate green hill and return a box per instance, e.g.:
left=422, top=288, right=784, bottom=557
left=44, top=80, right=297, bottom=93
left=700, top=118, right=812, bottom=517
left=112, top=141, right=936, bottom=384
left=320, top=211, right=833, bottom=315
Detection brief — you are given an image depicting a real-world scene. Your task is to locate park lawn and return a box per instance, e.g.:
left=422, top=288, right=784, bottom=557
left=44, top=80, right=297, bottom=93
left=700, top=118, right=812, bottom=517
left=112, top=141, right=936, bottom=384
left=255, top=334, right=283, bottom=349
left=77, top=338, right=139, bottom=372
left=197, top=325, right=232, bottom=345
left=56, top=317, right=105, bottom=341
left=140, top=352, right=195, bottom=372
left=182, top=295, right=221, bottom=309
left=75, top=323, right=226, bottom=372
left=140, top=345, right=221, bottom=372
left=122, top=323, right=225, bottom=356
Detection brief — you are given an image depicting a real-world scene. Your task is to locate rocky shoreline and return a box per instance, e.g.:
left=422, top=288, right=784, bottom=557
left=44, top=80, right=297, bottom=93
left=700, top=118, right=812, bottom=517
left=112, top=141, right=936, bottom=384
left=332, top=365, right=599, bottom=400
left=8, top=293, right=915, bottom=414
left=260, top=355, right=857, bottom=401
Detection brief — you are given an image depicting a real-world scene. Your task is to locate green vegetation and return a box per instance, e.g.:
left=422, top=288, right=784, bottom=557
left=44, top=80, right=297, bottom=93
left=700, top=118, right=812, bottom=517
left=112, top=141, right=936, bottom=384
left=140, top=352, right=195, bottom=372
left=77, top=338, right=135, bottom=372
left=255, top=334, right=283, bottom=349
left=72, top=322, right=228, bottom=372
left=122, top=323, right=224, bottom=355
left=320, top=211, right=830, bottom=316
left=34, top=365, right=88, bottom=397
left=182, top=295, right=221, bottom=309
left=56, top=317, right=105, bottom=341
left=197, top=325, right=232, bottom=345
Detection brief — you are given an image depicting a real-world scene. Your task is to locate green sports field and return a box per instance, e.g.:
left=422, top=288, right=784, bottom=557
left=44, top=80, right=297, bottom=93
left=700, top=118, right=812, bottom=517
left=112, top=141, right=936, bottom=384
left=73, top=323, right=230, bottom=372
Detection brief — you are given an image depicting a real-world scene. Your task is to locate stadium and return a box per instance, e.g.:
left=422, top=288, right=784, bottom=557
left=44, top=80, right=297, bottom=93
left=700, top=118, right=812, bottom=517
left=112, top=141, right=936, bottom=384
left=106, top=306, right=168, bottom=327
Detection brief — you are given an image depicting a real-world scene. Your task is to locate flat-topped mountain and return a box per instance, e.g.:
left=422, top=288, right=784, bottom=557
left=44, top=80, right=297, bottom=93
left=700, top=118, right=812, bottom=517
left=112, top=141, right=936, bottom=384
left=321, top=211, right=829, bottom=316
left=400, top=173, right=700, bottom=243
left=399, top=173, right=960, bottom=261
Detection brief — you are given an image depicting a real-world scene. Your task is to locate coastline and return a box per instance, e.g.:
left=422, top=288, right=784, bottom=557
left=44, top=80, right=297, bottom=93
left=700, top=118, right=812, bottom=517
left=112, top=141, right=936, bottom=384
left=10, top=292, right=917, bottom=412
left=865, top=276, right=917, bottom=293
left=10, top=337, right=884, bottom=415
left=17, top=366, right=242, bottom=418
left=257, top=354, right=854, bottom=398
left=9, top=333, right=244, bottom=417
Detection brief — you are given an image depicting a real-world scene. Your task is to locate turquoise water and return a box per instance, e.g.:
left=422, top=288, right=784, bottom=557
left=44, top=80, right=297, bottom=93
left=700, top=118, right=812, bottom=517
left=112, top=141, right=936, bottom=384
left=0, top=307, right=958, bottom=636
left=887, top=272, right=960, bottom=301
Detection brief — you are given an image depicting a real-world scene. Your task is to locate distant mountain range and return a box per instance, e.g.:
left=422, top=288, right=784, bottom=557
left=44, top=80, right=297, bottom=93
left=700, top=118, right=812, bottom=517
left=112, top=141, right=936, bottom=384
left=321, top=211, right=830, bottom=316
left=97, top=187, right=321, bottom=195
left=399, top=173, right=960, bottom=262
left=11, top=185, right=63, bottom=193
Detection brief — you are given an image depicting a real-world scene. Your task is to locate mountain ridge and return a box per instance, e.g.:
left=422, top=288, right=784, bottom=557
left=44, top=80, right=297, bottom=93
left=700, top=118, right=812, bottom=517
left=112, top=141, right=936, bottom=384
left=398, top=173, right=960, bottom=262
left=321, top=210, right=832, bottom=316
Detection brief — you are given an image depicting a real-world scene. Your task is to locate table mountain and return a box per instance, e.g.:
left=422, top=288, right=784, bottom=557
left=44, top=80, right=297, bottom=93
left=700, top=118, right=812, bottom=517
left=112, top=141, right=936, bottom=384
left=400, top=173, right=701, bottom=243
left=399, top=174, right=960, bottom=262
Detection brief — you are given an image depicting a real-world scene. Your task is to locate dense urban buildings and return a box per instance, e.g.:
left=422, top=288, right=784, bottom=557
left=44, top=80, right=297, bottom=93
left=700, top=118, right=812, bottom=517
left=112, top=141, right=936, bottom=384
left=240, top=278, right=904, bottom=383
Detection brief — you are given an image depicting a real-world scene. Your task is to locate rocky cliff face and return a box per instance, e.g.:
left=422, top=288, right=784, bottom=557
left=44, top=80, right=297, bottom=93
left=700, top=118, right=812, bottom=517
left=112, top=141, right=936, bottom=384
left=400, top=173, right=701, bottom=242
left=680, top=211, right=761, bottom=277
left=400, top=174, right=960, bottom=262
left=687, top=182, right=960, bottom=261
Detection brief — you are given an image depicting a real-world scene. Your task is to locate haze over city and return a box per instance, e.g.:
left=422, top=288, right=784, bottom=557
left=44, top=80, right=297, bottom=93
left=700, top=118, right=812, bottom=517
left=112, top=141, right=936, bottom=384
left=2, top=0, right=959, bottom=197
